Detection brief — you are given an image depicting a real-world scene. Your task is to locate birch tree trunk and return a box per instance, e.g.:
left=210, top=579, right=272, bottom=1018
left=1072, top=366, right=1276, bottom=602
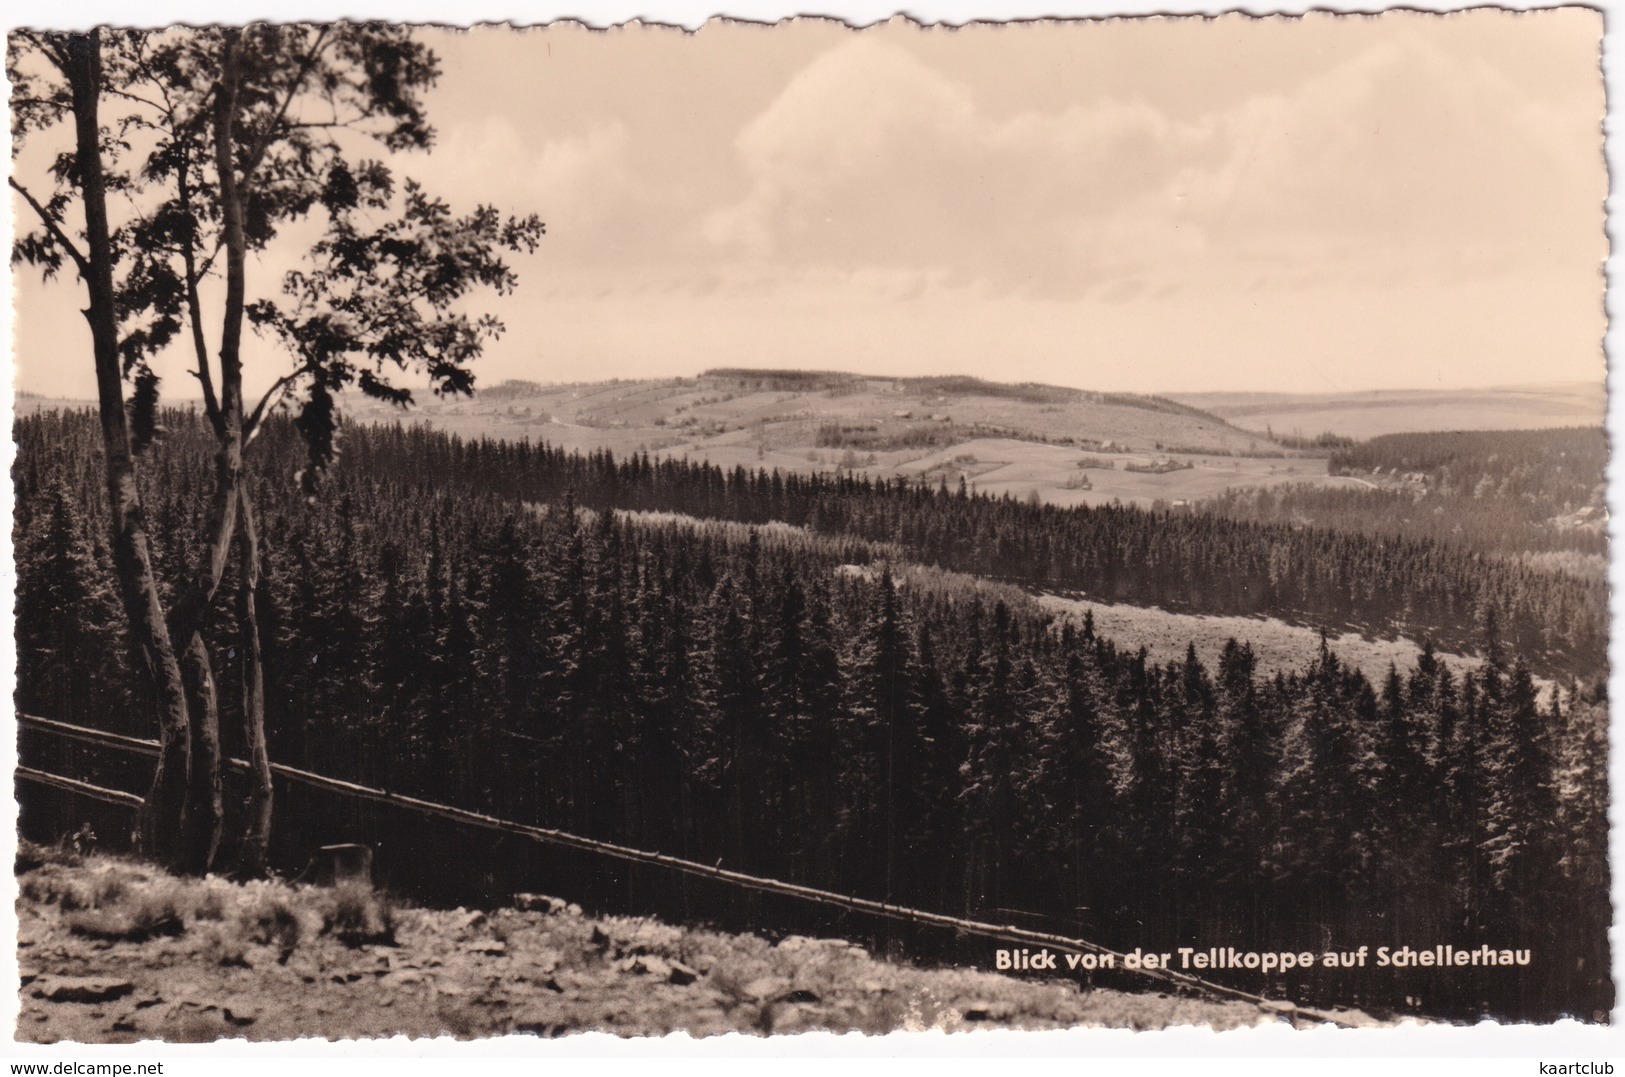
left=235, top=492, right=274, bottom=878
left=63, top=31, right=197, bottom=868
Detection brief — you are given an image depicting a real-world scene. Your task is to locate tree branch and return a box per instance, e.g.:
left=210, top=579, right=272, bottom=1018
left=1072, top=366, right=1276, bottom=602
left=284, top=117, right=364, bottom=132
left=106, top=87, right=167, bottom=114
left=244, top=365, right=311, bottom=439
left=10, top=94, right=69, bottom=111
left=9, top=176, right=89, bottom=276
left=177, top=157, right=225, bottom=438
left=38, top=34, right=76, bottom=78
left=238, top=26, right=331, bottom=185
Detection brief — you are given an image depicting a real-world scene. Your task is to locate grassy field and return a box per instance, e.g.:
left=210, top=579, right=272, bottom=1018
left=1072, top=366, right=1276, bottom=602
left=348, top=378, right=1271, bottom=458
left=1169, top=383, right=1604, bottom=440
left=450, top=374, right=1270, bottom=455
left=888, top=438, right=1359, bottom=509
left=15, top=843, right=1296, bottom=1042
left=1035, top=593, right=1501, bottom=692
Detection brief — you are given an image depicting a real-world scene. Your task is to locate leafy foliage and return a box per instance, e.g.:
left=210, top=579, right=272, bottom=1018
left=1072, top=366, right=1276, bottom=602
left=10, top=25, right=544, bottom=480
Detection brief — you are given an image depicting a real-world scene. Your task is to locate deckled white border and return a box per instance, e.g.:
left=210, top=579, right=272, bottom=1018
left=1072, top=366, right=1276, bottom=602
left=2, top=1, right=1620, bottom=1068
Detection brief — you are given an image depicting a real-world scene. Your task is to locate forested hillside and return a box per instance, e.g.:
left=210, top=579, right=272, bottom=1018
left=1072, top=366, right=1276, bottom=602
left=317, top=421, right=1604, bottom=673
left=1329, top=428, right=1605, bottom=492
left=14, top=410, right=1610, bottom=1021
left=1198, top=429, right=1608, bottom=560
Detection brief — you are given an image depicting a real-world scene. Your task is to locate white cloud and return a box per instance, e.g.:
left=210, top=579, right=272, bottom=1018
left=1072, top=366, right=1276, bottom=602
left=701, top=32, right=1601, bottom=300
left=431, top=115, right=727, bottom=293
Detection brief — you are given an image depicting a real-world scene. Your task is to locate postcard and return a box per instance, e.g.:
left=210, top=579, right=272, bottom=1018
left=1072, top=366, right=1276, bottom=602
left=7, top=8, right=1612, bottom=1050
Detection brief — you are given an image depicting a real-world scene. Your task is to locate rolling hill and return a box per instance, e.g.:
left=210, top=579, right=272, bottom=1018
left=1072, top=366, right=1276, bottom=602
left=1169, top=383, right=1604, bottom=440
left=333, top=369, right=1366, bottom=510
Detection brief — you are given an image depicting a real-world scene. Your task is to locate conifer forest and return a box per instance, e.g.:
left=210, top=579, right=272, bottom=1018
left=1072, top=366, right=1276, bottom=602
left=14, top=409, right=1611, bottom=1022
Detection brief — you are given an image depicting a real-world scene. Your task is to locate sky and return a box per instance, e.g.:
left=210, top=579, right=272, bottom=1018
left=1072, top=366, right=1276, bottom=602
left=8, top=10, right=1609, bottom=399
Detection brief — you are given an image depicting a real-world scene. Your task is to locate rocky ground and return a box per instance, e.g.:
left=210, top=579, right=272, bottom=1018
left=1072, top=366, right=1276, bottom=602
left=15, top=842, right=1290, bottom=1042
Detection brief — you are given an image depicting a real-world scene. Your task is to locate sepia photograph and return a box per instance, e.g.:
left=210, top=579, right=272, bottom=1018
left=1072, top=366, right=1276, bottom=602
left=4, top=4, right=1614, bottom=1050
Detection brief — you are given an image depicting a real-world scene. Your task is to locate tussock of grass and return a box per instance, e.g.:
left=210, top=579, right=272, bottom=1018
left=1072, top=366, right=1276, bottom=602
left=241, top=894, right=304, bottom=963
left=58, top=867, right=187, bottom=942
left=318, top=882, right=396, bottom=948
left=89, top=875, right=128, bottom=908
left=16, top=840, right=81, bottom=875
left=18, top=871, right=91, bottom=911
left=193, top=889, right=227, bottom=922
left=66, top=895, right=185, bottom=943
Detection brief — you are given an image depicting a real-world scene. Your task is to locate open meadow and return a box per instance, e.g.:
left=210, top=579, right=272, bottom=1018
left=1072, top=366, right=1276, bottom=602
left=1033, top=593, right=1539, bottom=698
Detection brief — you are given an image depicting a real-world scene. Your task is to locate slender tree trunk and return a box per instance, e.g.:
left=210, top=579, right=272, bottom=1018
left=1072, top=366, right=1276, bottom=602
left=157, top=30, right=261, bottom=873
left=168, top=439, right=244, bottom=871
left=166, top=451, right=240, bottom=872
left=212, top=33, right=250, bottom=424
left=63, top=31, right=196, bottom=868
left=235, top=491, right=274, bottom=878
left=210, top=32, right=280, bottom=876
left=177, top=159, right=224, bottom=437
left=176, top=635, right=223, bottom=871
